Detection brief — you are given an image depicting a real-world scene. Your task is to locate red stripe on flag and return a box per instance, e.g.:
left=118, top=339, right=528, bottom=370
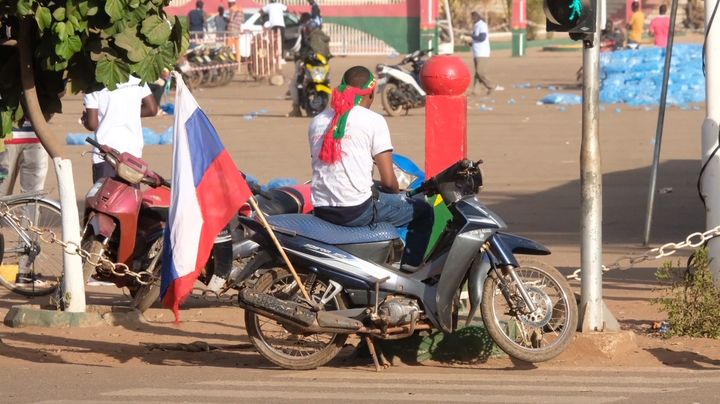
left=162, top=270, right=198, bottom=320
left=195, top=150, right=252, bottom=274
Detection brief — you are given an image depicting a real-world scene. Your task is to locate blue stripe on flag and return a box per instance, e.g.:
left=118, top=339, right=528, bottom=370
left=185, top=108, right=225, bottom=187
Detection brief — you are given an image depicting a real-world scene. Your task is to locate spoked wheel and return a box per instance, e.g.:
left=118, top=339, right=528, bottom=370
left=480, top=258, right=577, bottom=362
left=244, top=266, right=348, bottom=370
left=380, top=83, right=405, bottom=117
left=0, top=199, right=63, bottom=297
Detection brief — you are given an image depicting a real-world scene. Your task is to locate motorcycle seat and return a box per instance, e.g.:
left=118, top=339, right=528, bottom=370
left=143, top=206, right=169, bottom=222
left=266, top=214, right=399, bottom=245
left=255, top=188, right=305, bottom=215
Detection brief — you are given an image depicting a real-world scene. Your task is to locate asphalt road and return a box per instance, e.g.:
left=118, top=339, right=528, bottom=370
left=2, top=364, right=719, bottom=403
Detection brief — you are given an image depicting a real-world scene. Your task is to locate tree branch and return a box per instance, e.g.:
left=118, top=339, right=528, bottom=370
left=17, top=16, right=62, bottom=159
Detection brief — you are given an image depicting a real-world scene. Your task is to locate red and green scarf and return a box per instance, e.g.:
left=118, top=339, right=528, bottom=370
left=319, top=73, right=377, bottom=164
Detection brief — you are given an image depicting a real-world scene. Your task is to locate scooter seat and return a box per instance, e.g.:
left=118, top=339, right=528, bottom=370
left=266, top=214, right=399, bottom=245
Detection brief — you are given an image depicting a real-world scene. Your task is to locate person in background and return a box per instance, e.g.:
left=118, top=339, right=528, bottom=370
left=81, top=76, right=158, bottom=183
left=308, top=0, right=322, bottom=27
left=262, top=0, right=287, bottom=60
left=227, top=0, right=244, bottom=32
left=467, top=11, right=503, bottom=96
left=308, top=66, right=434, bottom=270
left=649, top=4, right=670, bottom=47
left=188, top=1, right=207, bottom=39
left=288, top=19, right=330, bottom=117
left=215, top=5, right=228, bottom=33
left=626, top=1, right=645, bottom=47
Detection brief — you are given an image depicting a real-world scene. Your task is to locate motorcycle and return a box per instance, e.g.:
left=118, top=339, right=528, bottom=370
left=376, top=49, right=431, bottom=117
left=296, top=52, right=331, bottom=117
left=236, top=159, right=578, bottom=369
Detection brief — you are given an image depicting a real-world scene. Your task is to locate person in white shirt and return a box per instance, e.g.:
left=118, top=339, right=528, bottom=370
left=262, top=0, right=288, bottom=60
left=308, top=66, right=433, bottom=270
left=468, top=11, right=503, bottom=95
left=81, top=76, right=158, bottom=182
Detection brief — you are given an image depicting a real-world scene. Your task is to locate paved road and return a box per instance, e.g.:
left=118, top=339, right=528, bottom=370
left=4, top=364, right=718, bottom=403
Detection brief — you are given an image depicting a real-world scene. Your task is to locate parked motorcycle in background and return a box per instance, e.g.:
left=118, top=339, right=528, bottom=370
left=296, top=52, right=331, bottom=117
left=376, top=49, right=432, bottom=117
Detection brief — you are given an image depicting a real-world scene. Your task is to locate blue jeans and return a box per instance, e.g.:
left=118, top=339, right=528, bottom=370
left=344, top=192, right=434, bottom=267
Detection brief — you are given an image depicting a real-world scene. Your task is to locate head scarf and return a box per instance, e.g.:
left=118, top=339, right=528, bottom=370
left=319, top=72, right=376, bottom=164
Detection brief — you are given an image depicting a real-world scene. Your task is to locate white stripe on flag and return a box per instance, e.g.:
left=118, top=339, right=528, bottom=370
left=168, top=75, right=205, bottom=279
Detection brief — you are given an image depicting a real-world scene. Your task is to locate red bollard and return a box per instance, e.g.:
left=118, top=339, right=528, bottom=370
left=421, top=55, right=471, bottom=177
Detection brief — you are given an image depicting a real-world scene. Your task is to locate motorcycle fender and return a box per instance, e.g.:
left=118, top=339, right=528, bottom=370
left=85, top=212, right=117, bottom=240
left=436, top=232, right=490, bottom=332
left=465, top=254, right=492, bottom=326
left=494, top=232, right=551, bottom=256
left=315, top=84, right=332, bottom=94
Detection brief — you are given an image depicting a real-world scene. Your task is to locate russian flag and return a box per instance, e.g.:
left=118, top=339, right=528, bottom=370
left=160, top=73, right=251, bottom=319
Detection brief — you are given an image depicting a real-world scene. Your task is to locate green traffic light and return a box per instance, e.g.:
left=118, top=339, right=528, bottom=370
left=569, top=0, right=583, bottom=20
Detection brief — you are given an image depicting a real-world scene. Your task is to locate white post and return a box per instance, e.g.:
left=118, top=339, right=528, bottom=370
left=54, top=158, right=86, bottom=312
left=702, top=0, right=720, bottom=282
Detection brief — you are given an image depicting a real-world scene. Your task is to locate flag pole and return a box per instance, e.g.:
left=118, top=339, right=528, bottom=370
left=248, top=196, right=312, bottom=302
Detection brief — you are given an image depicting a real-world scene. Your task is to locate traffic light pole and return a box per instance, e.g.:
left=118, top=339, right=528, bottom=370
left=579, top=16, right=618, bottom=332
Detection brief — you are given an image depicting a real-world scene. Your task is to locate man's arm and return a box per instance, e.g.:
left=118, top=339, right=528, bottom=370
left=374, top=150, right=399, bottom=193
left=140, top=94, right=159, bottom=117
left=471, top=24, right=487, bottom=43
left=82, top=108, right=99, bottom=131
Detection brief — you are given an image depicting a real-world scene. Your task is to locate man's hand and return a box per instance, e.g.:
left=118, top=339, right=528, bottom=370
left=375, top=150, right=399, bottom=193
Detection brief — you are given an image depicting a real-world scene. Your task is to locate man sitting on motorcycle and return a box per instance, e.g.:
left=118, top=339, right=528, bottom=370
left=288, top=17, right=330, bottom=117
left=307, top=66, right=434, bottom=270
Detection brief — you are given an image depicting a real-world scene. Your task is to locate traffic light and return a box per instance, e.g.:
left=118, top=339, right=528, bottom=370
left=544, top=0, right=596, bottom=38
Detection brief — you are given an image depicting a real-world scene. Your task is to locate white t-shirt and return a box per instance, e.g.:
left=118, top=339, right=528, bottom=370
left=262, top=3, right=287, bottom=28
left=83, top=76, right=152, bottom=164
left=472, top=20, right=491, bottom=58
left=308, top=106, right=393, bottom=207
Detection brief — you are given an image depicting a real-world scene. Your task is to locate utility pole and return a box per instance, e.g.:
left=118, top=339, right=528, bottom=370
left=702, top=0, right=720, bottom=282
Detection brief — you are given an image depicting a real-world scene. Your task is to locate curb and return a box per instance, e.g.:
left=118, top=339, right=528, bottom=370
left=3, top=305, right=147, bottom=328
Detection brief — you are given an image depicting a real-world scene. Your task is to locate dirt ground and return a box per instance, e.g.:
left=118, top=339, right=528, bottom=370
left=2, top=34, right=720, bottom=370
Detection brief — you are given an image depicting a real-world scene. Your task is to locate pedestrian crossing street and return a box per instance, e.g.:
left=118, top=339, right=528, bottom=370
left=51, top=366, right=720, bottom=403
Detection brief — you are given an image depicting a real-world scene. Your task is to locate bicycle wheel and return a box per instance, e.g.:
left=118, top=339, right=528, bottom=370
left=0, top=197, right=63, bottom=297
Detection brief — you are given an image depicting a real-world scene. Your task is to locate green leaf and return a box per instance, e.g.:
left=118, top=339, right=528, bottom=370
left=96, top=58, right=131, bottom=90
left=0, top=110, right=13, bottom=138
left=104, top=0, right=126, bottom=22
left=129, top=0, right=140, bottom=8
left=77, top=1, right=89, bottom=16
left=114, top=27, right=150, bottom=63
left=35, top=6, right=52, bottom=30
left=132, top=46, right=168, bottom=83
left=17, top=0, right=35, bottom=15
left=141, top=15, right=171, bottom=46
left=55, top=35, right=82, bottom=60
left=54, top=22, right=68, bottom=41
left=53, top=7, right=66, bottom=21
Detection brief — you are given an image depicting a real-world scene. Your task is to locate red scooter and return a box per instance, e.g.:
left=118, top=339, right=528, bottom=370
left=73, top=137, right=313, bottom=312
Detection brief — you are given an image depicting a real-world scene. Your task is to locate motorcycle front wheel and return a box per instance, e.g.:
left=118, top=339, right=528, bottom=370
left=244, top=265, right=348, bottom=370
left=129, top=237, right=164, bottom=313
left=305, top=90, right=329, bottom=117
left=380, top=83, right=405, bottom=117
left=480, top=257, right=578, bottom=362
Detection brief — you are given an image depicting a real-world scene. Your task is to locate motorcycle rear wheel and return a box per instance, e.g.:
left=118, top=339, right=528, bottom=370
left=480, top=257, right=577, bottom=362
left=381, top=83, right=405, bottom=117
left=244, top=266, right=348, bottom=370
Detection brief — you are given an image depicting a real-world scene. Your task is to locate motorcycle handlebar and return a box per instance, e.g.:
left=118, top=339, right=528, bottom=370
left=85, top=137, right=101, bottom=149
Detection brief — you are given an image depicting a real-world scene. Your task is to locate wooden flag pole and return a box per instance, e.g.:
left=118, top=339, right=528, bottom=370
left=248, top=196, right=312, bottom=302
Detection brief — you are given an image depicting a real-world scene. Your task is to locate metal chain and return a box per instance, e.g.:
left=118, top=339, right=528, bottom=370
left=567, top=225, right=720, bottom=281
left=0, top=201, right=154, bottom=285
left=190, top=287, right=239, bottom=305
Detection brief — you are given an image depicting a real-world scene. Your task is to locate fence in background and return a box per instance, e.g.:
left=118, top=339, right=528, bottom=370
left=324, top=23, right=396, bottom=56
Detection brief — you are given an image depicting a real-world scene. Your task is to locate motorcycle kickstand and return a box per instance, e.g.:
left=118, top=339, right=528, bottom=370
left=363, top=336, right=389, bottom=372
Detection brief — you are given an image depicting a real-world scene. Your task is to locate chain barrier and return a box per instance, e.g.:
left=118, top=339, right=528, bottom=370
left=567, top=225, right=720, bottom=281
left=190, top=287, right=239, bottom=306
left=0, top=201, right=154, bottom=285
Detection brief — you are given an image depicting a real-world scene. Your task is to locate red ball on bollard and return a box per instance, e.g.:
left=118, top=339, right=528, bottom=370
left=421, top=55, right=471, bottom=96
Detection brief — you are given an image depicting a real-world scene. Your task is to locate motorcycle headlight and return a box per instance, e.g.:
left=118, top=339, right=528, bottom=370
left=393, top=165, right=418, bottom=191
left=86, top=181, right=103, bottom=199
left=308, top=66, right=327, bottom=82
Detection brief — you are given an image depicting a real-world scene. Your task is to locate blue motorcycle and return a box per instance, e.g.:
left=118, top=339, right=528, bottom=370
left=237, top=159, right=578, bottom=369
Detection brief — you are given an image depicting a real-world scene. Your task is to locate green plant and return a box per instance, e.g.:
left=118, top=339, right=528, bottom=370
left=652, top=247, right=720, bottom=339
left=0, top=0, right=188, bottom=138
